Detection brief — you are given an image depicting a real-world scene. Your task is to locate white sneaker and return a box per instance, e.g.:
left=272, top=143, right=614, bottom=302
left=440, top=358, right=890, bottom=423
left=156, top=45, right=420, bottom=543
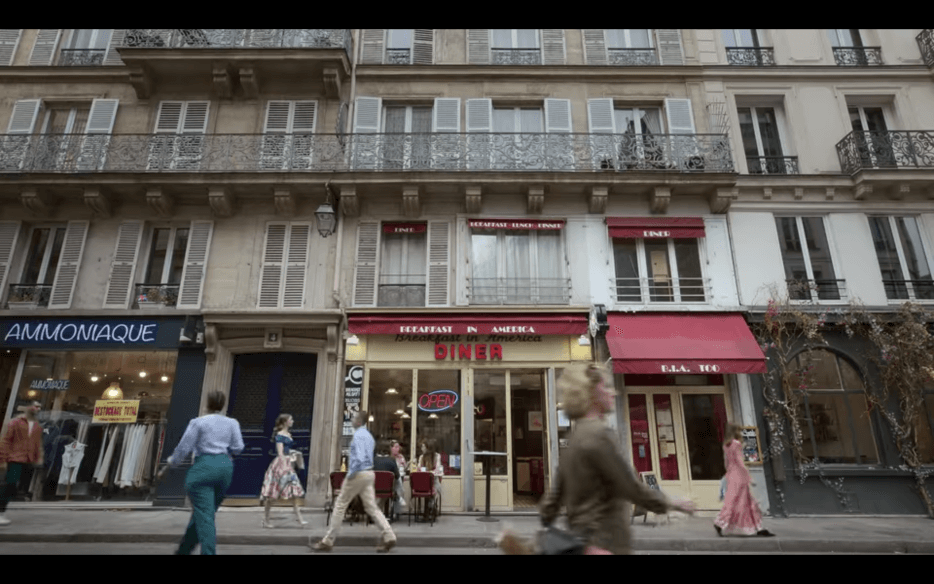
left=0, top=515, right=10, bottom=526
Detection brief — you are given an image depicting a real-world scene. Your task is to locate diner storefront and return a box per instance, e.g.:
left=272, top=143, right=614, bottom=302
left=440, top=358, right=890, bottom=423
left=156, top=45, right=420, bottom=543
left=343, top=312, right=591, bottom=512
left=0, top=316, right=206, bottom=506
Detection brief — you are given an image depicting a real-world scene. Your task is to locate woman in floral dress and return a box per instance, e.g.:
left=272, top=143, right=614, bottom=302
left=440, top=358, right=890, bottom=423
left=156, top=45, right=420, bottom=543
left=260, top=414, right=307, bottom=528
left=714, top=423, right=774, bottom=537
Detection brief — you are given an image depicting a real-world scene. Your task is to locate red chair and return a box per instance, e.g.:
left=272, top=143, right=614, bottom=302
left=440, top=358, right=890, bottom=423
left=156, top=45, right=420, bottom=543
left=409, top=471, right=437, bottom=526
left=372, top=471, right=396, bottom=525
left=326, top=471, right=345, bottom=526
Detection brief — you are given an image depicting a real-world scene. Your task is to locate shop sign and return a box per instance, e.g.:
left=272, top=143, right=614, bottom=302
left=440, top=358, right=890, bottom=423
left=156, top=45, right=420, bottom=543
left=469, top=219, right=565, bottom=231
left=1, top=320, right=159, bottom=346
left=418, top=390, right=458, bottom=413
left=383, top=222, right=427, bottom=234
left=343, top=366, right=363, bottom=437
left=29, top=379, right=69, bottom=391
left=659, top=364, right=721, bottom=373
left=92, top=400, right=140, bottom=424
left=434, top=343, right=503, bottom=361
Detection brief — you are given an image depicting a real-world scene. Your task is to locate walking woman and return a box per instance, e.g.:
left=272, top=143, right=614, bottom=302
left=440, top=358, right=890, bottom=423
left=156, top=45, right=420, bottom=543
left=260, top=414, right=307, bottom=527
left=714, top=423, right=774, bottom=537
left=157, top=391, right=244, bottom=555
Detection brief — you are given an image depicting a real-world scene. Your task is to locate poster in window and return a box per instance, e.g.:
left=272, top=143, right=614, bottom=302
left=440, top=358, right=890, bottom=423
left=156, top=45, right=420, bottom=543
left=528, top=411, right=543, bottom=432
left=740, top=426, right=763, bottom=465
left=343, top=366, right=363, bottom=437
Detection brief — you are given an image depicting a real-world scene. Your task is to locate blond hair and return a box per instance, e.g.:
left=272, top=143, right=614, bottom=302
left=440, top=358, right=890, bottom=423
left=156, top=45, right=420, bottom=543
left=724, top=423, right=742, bottom=445
left=557, top=362, right=610, bottom=420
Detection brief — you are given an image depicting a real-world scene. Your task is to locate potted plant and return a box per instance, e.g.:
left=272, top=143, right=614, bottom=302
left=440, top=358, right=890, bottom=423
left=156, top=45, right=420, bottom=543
left=7, top=287, right=40, bottom=309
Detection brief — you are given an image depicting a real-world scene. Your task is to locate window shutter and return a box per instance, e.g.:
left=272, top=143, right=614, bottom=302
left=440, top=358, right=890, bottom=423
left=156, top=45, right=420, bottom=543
left=413, top=29, right=434, bottom=64
left=466, top=99, right=492, bottom=132
left=154, top=101, right=184, bottom=133
left=352, top=222, right=380, bottom=307
left=665, top=98, right=696, bottom=134
left=432, top=98, right=461, bottom=132
left=177, top=101, right=209, bottom=170
left=7, top=99, right=41, bottom=134
left=290, top=101, right=317, bottom=170
left=541, top=29, right=566, bottom=65
left=29, top=29, right=61, bottom=65
left=583, top=29, right=607, bottom=65
left=0, top=30, right=22, bottom=66
left=283, top=223, right=311, bottom=308
left=78, top=98, right=119, bottom=170
left=0, top=221, right=22, bottom=304
left=103, top=220, right=143, bottom=309
left=427, top=221, right=450, bottom=306
left=468, top=29, right=491, bottom=64
left=545, top=99, right=572, bottom=133
left=104, top=29, right=125, bottom=65
left=262, top=100, right=292, bottom=170
left=587, top=99, right=616, bottom=133
left=85, top=98, right=119, bottom=134
left=361, top=29, right=385, bottom=64
left=353, top=97, right=382, bottom=133
left=176, top=220, right=213, bottom=309
left=182, top=101, right=210, bottom=133
left=48, top=220, right=89, bottom=309
left=258, top=223, right=287, bottom=308
left=722, top=30, right=736, bottom=48
left=655, top=29, right=684, bottom=65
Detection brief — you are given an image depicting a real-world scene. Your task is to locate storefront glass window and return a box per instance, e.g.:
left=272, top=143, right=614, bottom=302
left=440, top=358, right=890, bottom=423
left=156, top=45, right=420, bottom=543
left=365, top=369, right=413, bottom=462
left=682, top=394, right=728, bottom=480
left=628, top=394, right=653, bottom=474
left=474, top=371, right=508, bottom=475
left=652, top=394, right=679, bottom=480
left=415, top=369, right=460, bottom=476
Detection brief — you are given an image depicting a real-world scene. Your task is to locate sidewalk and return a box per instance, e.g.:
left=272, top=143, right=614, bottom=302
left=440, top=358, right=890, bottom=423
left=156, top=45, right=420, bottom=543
left=1, top=505, right=933, bottom=553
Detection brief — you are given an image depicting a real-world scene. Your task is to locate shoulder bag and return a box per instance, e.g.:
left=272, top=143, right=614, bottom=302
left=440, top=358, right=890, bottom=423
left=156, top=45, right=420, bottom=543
left=538, top=526, right=587, bottom=555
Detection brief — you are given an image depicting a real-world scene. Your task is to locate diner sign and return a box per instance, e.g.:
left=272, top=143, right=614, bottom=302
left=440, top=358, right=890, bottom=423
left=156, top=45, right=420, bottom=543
left=92, top=400, right=140, bottom=424
left=383, top=222, right=427, bottom=234
left=469, top=219, right=565, bottom=230
left=2, top=320, right=159, bottom=346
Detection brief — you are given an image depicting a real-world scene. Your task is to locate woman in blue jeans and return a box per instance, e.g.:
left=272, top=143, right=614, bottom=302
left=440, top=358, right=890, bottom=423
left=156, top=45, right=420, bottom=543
left=157, top=390, right=244, bottom=555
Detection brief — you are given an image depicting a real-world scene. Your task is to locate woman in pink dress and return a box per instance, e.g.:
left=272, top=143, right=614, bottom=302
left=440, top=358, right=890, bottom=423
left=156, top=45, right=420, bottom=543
left=714, top=424, right=774, bottom=537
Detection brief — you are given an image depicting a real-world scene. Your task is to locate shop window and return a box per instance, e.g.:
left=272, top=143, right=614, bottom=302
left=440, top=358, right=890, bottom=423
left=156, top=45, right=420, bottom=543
left=628, top=394, right=653, bottom=474
left=469, top=224, right=568, bottom=305
left=415, top=369, right=461, bottom=476
left=366, top=369, right=414, bottom=464
left=681, top=393, right=728, bottom=481
left=474, top=370, right=509, bottom=475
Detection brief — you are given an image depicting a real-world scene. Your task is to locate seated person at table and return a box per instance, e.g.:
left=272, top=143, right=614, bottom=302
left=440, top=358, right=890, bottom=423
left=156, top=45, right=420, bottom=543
left=374, top=445, right=406, bottom=518
left=417, top=439, right=443, bottom=512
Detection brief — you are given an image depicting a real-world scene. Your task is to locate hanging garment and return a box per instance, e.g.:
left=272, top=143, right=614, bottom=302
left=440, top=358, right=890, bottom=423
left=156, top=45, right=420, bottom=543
left=93, top=427, right=112, bottom=481
left=137, top=425, right=156, bottom=487
left=153, top=424, right=166, bottom=478
left=117, top=425, right=139, bottom=488
left=97, top=426, right=121, bottom=485
left=128, top=425, right=145, bottom=487
left=58, top=442, right=87, bottom=486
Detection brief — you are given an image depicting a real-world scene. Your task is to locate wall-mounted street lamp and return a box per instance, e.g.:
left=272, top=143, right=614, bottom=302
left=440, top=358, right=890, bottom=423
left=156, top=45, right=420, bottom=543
left=316, top=181, right=338, bottom=238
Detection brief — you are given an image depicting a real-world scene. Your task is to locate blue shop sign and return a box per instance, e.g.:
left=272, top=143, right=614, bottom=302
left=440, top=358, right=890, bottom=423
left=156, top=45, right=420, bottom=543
left=1, top=320, right=160, bottom=347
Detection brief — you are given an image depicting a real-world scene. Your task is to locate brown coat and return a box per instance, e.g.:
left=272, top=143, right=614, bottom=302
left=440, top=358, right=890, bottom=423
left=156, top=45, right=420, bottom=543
left=0, top=418, right=44, bottom=465
left=540, top=418, right=671, bottom=555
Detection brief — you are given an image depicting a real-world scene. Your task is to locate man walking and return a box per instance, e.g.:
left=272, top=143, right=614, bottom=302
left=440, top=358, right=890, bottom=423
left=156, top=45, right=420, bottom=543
left=0, top=401, right=45, bottom=525
left=311, top=411, right=396, bottom=553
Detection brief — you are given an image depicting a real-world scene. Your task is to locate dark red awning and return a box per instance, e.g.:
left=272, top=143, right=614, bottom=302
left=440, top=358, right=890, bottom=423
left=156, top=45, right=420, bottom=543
left=607, top=217, right=705, bottom=239
left=348, top=313, right=587, bottom=336
left=606, top=312, right=766, bottom=375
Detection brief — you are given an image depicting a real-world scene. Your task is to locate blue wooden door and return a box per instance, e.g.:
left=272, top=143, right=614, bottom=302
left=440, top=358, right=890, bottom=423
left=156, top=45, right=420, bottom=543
left=226, top=352, right=317, bottom=498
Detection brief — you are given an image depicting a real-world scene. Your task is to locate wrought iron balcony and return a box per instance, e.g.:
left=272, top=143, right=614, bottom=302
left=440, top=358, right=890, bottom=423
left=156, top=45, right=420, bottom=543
left=491, top=49, right=542, bottom=65
left=725, top=47, right=775, bottom=66
left=386, top=48, right=411, bottom=64
left=882, top=279, right=934, bottom=301
left=58, top=49, right=106, bottom=66
left=613, top=277, right=711, bottom=304
left=832, top=46, right=883, bottom=66
left=6, top=284, right=52, bottom=309
left=378, top=275, right=426, bottom=307
left=607, top=48, right=658, bottom=66
left=836, top=130, right=934, bottom=174
left=122, top=29, right=351, bottom=56
left=746, top=156, right=800, bottom=175
left=786, top=279, right=847, bottom=302
left=468, top=278, right=571, bottom=305
left=918, top=30, right=934, bottom=68
left=133, top=284, right=179, bottom=308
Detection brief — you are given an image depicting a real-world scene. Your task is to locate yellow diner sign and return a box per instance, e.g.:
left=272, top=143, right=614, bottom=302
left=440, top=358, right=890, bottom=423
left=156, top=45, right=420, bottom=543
left=93, top=400, right=140, bottom=424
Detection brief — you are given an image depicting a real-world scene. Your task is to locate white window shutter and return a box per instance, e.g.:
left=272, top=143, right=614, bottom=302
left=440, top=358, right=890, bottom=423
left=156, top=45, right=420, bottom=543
left=262, top=100, right=292, bottom=170
left=104, top=29, right=125, bottom=65
left=722, top=30, right=736, bottom=48
left=545, top=99, right=572, bottom=133
left=361, top=29, right=385, bottom=64
left=291, top=101, right=316, bottom=170
left=7, top=99, right=41, bottom=134
left=655, top=29, right=684, bottom=65
left=292, top=101, right=317, bottom=132
left=0, top=30, right=22, bottom=66
left=177, top=221, right=214, bottom=309
left=541, top=29, right=566, bottom=65
left=353, top=97, right=382, bottom=133
left=154, top=101, right=183, bottom=132
left=665, top=98, right=696, bottom=134
left=79, top=99, right=119, bottom=170
left=432, top=98, right=461, bottom=132
left=583, top=29, right=607, bottom=65
left=466, top=99, right=492, bottom=170
left=352, top=222, right=380, bottom=307
left=468, top=29, right=490, bottom=64
left=0, top=221, right=22, bottom=304
left=466, top=99, right=493, bottom=132
left=587, top=99, right=616, bottom=133
left=29, top=29, right=61, bottom=65
left=413, top=29, right=434, bottom=64
left=282, top=223, right=311, bottom=308
left=258, top=223, right=287, bottom=308
left=177, top=101, right=209, bottom=170
left=182, top=101, right=210, bottom=133
left=48, top=220, right=89, bottom=309
left=427, top=221, right=450, bottom=307
left=103, top=220, right=143, bottom=309
left=86, top=99, right=119, bottom=134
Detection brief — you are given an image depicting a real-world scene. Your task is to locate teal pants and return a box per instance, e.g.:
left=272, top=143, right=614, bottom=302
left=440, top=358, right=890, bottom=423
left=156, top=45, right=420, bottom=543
left=176, top=454, right=234, bottom=555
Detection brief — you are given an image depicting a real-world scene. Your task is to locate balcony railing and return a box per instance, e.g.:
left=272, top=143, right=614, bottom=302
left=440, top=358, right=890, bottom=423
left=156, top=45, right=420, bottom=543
left=613, top=277, right=710, bottom=304
left=59, top=49, right=106, bottom=66
left=832, top=46, right=883, bottom=66
left=746, top=156, right=800, bottom=175
left=133, top=284, right=179, bottom=308
left=918, top=30, right=934, bottom=68
left=6, top=284, right=51, bottom=309
left=882, top=279, right=934, bottom=301
left=386, top=48, right=411, bottom=64
left=725, top=47, right=775, bottom=66
left=836, top=130, right=934, bottom=174
left=468, top=278, right=571, bottom=305
left=122, top=29, right=351, bottom=56
left=491, top=49, right=542, bottom=65
left=607, top=48, right=658, bottom=66
left=0, top=132, right=734, bottom=174
left=377, top=275, right=425, bottom=307
left=787, top=279, right=847, bottom=302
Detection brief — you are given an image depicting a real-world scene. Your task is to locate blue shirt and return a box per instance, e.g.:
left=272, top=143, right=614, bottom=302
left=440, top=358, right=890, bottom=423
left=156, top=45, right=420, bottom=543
left=275, top=434, right=293, bottom=455
left=348, top=425, right=375, bottom=480
left=167, top=414, right=245, bottom=466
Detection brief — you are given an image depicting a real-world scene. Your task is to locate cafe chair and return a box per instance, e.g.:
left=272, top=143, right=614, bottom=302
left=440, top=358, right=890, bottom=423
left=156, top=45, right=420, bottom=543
left=372, top=471, right=396, bottom=525
left=326, top=471, right=345, bottom=526
left=409, top=471, right=435, bottom=527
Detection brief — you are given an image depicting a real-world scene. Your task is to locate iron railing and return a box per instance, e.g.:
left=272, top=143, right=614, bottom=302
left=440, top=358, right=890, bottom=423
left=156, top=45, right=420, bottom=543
left=787, top=279, right=847, bottom=302
left=122, top=29, right=351, bottom=57
left=746, top=156, right=800, bottom=175
left=386, top=48, right=411, bottom=64
left=491, top=49, right=542, bottom=65
left=832, top=46, right=883, bottom=66
left=607, top=48, right=658, bottom=66
left=882, top=279, right=934, bottom=301
left=468, top=278, right=571, bottom=305
left=918, top=30, right=934, bottom=68
left=725, top=47, right=775, bottom=66
left=6, top=284, right=52, bottom=308
left=134, top=284, right=179, bottom=308
left=377, top=275, right=426, bottom=307
left=59, top=49, right=106, bottom=66
left=836, top=130, right=934, bottom=174
left=0, top=132, right=734, bottom=174
left=613, top=277, right=710, bottom=304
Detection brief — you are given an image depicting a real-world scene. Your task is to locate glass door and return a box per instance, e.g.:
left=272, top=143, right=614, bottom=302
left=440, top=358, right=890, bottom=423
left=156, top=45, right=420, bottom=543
left=509, top=369, right=548, bottom=508
left=473, top=370, right=511, bottom=510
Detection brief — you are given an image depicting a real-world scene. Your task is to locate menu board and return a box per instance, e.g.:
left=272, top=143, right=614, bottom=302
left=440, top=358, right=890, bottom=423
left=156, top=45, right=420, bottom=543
left=741, top=426, right=763, bottom=465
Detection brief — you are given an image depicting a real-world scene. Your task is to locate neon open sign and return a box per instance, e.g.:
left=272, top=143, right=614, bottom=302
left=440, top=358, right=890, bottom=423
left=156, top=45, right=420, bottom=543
left=418, top=390, right=459, bottom=413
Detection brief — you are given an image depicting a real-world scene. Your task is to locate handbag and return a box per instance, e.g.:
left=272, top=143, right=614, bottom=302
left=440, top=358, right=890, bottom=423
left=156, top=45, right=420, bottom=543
left=290, top=451, right=304, bottom=470
left=538, top=526, right=587, bottom=555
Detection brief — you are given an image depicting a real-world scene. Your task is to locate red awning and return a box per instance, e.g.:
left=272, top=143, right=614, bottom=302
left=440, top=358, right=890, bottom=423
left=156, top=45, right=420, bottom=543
left=348, top=313, right=587, bottom=335
left=606, top=312, right=766, bottom=375
left=607, top=217, right=705, bottom=239
left=469, top=219, right=565, bottom=230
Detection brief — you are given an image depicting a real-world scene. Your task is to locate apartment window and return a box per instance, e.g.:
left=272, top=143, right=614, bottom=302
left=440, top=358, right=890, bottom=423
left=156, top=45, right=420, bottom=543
left=148, top=101, right=210, bottom=171
left=387, top=30, right=412, bottom=64
left=60, top=29, right=111, bottom=65
left=21, top=226, right=67, bottom=289
left=829, top=30, right=881, bottom=65
left=378, top=224, right=427, bottom=307
left=352, top=97, right=459, bottom=170
left=848, top=106, right=895, bottom=168
left=492, top=29, right=540, bottom=64
left=613, top=238, right=705, bottom=303
left=829, top=29, right=864, bottom=48
left=737, top=106, right=793, bottom=174
left=776, top=217, right=843, bottom=301
left=616, top=106, right=664, bottom=168
left=8, top=221, right=89, bottom=310
left=382, top=105, right=432, bottom=169
left=723, top=29, right=760, bottom=48
left=588, top=98, right=697, bottom=171
left=606, top=29, right=652, bottom=49
left=258, top=223, right=311, bottom=309
left=793, top=350, right=880, bottom=464
left=469, top=220, right=567, bottom=305
left=493, top=107, right=543, bottom=169
left=868, top=216, right=934, bottom=301
left=360, top=29, right=433, bottom=65
left=261, top=100, right=317, bottom=171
